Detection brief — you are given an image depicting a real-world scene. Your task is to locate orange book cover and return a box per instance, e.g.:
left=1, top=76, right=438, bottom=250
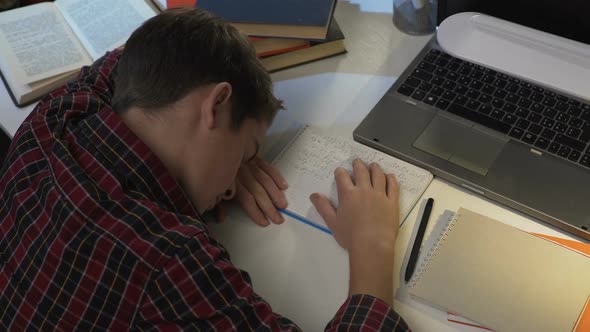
left=533, top=234, right=590, bottom=332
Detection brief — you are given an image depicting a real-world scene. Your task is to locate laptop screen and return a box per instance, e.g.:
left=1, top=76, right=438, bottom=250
left=437, top=0, right=590, bottom=45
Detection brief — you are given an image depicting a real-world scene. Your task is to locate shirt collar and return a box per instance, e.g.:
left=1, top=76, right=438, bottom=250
left=80, top=107, right=200, bottom=218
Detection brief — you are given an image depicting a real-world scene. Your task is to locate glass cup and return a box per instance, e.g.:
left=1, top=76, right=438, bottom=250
left=393, top=0, right=437, bottom=35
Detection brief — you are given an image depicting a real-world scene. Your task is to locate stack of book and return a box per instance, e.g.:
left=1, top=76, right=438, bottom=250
left=169, top=0, right=347, bottom=72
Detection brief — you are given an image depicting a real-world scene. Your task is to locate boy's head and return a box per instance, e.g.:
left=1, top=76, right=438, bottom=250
left=114, top=8, right=283, bottom=213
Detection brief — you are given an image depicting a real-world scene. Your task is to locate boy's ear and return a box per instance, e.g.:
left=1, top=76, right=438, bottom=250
left=202, top=82, right=232, bottom=129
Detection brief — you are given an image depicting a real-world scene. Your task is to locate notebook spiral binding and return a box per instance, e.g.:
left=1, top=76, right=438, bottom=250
left=407, top=212, right=461, bottom=289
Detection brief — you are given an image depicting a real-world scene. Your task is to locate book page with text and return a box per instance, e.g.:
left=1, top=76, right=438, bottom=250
left=56, top=0, right=156, bottom=60
left=0, top=2, right=91, bottom=85
left=273, top=126, right=433, bottom=232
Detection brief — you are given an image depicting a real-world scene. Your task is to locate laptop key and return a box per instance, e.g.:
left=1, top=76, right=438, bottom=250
left=518, top=98, right=532, bottom=109
left=431, top=77, right=445, bottom=86
left=490, top=109, right=505, bottom=119
left=419, top=82, right=433, bottom=92
left=447, top=62, right=460, bottom=71
left=566, top=127, right=581, bottom=139
left=569, top=150, right=582, bottom=162
left=435, top=68, right=449, bottom=77
left=509, top=128, right=525, bottom=139
left=431, top=86, right=445, bottom=96
left=479, top=94, right=492, bottom=104
left=424, top=95, right=438, bottom=105
left=578, top=129, right=590, bottom=143
left=568, top=107, right=582, bottom=117
left=443, top=81, right=457, bottom=90
left=582, top=110, right=590, bottom=121
left=470, top=81, right=484, bottom=90
left=506, top=94, right=520, bottom=104
left=466, top=100, right=481, bottom=111
left=455, top=95, right=468, bottom=106
left=554, top=134, right=586, bottom=151
left=548, top=142, right=561, bottom=154
left=455, top=85, right=469, bottom=95
left=435, top=58, right=449, bottom=67
left=516, top=119, right=530, bottom=130
left=543, top=108, right=557, bottom=119
left=556, top=112, right=570, bottom=123
left=515, top=108, right=529, bottom=118
left=522, top=132, right=537, bottom=144
left=436, top=98, right=451, bottom=110
left=479, top=105, right=493, bottom=114
left=528, top=112, right=542, bottom=124
left=446, top=72, right=460, bottom=81
left=506, top=83, right=519, bottom=92
left=398, top=85, right=415, bottom=96
left=442, top=91, right=457, bottom=101
left=554, top=122, right=568, bottom=133
left=541, top=128, right=557, bottom=140
left=467, top=89, right=481, bottom=99
left=530, top=93, right=544, bottom=102
left=447, top=103, right=511, bottom=134
left=534, top=137, right=550, bottom=150
left=558, top=146, right=572, bottom=158
left=492, top=98, right=505, bottom=108
left=418, top=62, right=436, bottom=73
left=504, top=114, right=518, bottom=124
left=529, top=124, right=543, bottom=135
left=494, top=79, right=508, bottom=89
left=530, top=103, right=545, bottom=113
left=580, top=155, right=590, bottom=168
left=482, top=75, right=495, bottom=84
left=424, top=53, right=438, bottom=63
left=502, top=103, right=517, bottom=113
left=413, top=69, right=433, bottom=81
left=518, top=88, right=532, bottom=98
left=458, top=76, right=472, bottom=86
left=482, top=84, right=495, bottom=94
left=493, top=89, right=508, bottom=99
left=568, top=99, right=580, bottom=107
left=569, top=117, right=583, bottom=128
left=405, top=76, right=421, bottom=88
left=411, top=90, right=426, bottom=101
left=555, top=102, right=569, bottom=112
left=543, top=98, right=557, bottom=107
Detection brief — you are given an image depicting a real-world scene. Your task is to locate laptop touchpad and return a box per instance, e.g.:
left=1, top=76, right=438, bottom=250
left=413, top=115, right=507, bottom=176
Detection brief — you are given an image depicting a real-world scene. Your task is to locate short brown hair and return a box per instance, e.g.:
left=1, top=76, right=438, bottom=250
left=112, top=8, right=282, bottom=128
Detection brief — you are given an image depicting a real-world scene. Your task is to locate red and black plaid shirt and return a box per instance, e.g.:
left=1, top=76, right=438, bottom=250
left=0, top=50, right=411, bottom=331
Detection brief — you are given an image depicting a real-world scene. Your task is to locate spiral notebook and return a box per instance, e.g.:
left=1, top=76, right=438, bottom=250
left=272, top=126, right=433, bottom=233
left=407, top=208, right=590, bottom=332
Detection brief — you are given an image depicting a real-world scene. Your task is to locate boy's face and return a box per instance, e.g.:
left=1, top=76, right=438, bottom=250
left=177, top=85, right=269, bottom=214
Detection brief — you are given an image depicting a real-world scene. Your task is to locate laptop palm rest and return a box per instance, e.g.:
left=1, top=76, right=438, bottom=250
left=413, top=115, right=507, bottom=176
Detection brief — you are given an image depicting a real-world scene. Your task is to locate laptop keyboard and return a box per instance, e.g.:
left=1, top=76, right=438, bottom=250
left=397, top=49, right=590, bottom=170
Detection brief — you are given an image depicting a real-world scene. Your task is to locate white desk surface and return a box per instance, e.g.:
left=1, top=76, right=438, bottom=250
left=0, top=1, right=582, bottom=331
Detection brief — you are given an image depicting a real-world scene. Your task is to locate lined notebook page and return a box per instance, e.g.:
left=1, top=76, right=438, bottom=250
left=272, top=126, right=433, bottom=232
left=408, top=208, right=590, bottom=332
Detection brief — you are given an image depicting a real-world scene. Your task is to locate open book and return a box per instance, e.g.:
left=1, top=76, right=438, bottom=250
left=272, top=126, right=434, bottom=233
left=0, top=0, right=157, bottom=106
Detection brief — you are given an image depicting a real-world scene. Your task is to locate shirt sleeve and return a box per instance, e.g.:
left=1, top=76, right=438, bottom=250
left=135, top=230, right=411, bottom=331
left=326, top=294, right=412, bottom=332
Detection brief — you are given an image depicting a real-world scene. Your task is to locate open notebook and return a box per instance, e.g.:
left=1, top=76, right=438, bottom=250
left=407, top=208, right=590, bottom=332
left=272, top=126, right=433, bottom=233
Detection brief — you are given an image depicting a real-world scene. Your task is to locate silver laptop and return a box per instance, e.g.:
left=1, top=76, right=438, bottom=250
left=354, top=0, right=590, bottom=240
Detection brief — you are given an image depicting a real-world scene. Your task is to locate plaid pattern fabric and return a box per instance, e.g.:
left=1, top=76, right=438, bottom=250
left=0, top=50, right=411, bottom=331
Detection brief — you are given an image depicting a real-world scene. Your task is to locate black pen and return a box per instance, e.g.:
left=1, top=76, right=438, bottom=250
left=404, top=197, right=434, bottom=283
